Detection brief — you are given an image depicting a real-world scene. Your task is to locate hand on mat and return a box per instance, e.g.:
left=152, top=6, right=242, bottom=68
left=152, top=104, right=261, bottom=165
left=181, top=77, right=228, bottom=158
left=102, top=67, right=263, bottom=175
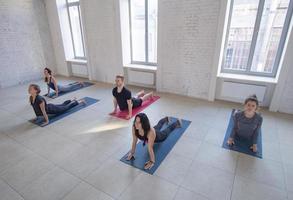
left=144, top=160, right=155, bottom=170
left=40, top=120, right=49, bottom=127
left=109, top=110, right=117, bottom=115
left=126, top=114, right=131, bottom=120
left=126, top=152, right=135, bottom=160
left=250, top=144, right=258, bottom=153
left=32, top=117, right=38, bottom=122
left=227, top=138, right=234, bottom=146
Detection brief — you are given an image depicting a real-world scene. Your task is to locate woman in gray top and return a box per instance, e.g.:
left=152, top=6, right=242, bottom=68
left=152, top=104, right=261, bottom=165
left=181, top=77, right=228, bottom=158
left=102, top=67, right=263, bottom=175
left=227, top=95, right=263, bottom=153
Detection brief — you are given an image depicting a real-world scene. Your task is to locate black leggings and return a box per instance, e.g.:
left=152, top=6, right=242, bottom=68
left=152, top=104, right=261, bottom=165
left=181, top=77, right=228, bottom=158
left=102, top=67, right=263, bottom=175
left=154, top=118, right=177, bottom=143
left=46, top=100, right=78, bottom=115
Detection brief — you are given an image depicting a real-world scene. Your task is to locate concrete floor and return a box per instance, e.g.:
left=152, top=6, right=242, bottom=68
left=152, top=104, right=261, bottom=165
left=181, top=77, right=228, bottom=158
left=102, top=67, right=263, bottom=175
left=0, top=76, right=292, bottom=200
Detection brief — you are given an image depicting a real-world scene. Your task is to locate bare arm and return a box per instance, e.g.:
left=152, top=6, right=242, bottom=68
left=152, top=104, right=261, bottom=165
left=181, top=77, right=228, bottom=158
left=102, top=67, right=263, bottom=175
left=51, top=76, right=58, bottom=96
left=47, top=85, right=50, bottom=96
left=39, top=101, right=49, bottom=125
left=127, top=127, right=138, bottom=160
left=127, top=99, right=132, bottom=119
left=147, top=129, right=156, bottom=163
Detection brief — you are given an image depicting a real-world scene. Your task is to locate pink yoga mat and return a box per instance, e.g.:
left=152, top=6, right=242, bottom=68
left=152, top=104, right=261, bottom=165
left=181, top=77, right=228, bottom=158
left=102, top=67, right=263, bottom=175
left=110, top=96, right=160, bottom=120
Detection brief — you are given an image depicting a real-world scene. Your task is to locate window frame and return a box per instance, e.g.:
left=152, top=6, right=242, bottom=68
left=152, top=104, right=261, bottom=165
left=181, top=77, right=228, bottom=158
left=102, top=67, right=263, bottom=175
left=66, top=0, right=86, bottom=60
left=221, top=0, right=293, bottom=77
left=128, top=0, right=157, bottom=66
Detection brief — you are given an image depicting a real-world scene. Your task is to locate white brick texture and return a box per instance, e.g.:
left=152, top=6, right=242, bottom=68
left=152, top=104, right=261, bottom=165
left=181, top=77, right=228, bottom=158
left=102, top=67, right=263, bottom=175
left=0, top=0, right=56, bottom=88
left=157, top=0, right=221, bottom=99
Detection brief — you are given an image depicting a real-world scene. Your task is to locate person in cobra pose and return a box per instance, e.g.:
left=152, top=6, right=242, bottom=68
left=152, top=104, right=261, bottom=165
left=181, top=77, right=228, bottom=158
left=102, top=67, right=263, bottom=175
left=110, top=75, right=153, bottom=119
left=227, top=94, right=263, bottom=152
left=127, top=113, right=182, bottom=170
left=44, top=67, right=84, bottom=98
left=29, top=84, right=84, bottom=126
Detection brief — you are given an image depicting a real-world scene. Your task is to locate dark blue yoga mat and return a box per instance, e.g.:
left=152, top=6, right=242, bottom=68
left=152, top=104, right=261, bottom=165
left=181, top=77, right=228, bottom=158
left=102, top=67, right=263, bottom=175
left=45, top=82, right=94, bottom=98
left=29, top=97, right=99, bottom=127
left=120, top=118, right=191, bottom=174
left=222, top=109, right=262, bottom=158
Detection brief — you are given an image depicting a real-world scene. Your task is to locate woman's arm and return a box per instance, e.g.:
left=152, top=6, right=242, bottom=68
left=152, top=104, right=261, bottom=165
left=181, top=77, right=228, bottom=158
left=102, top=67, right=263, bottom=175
left=147, top=129, right=156, bottom=163
left=47, top=85, right=50, bottom=96
left=252, top=116, right=263, bottom=144
left=227, top=112, right=238, bottom=145
left=39, top=101, right=49, bottom=126
left=51, top=76, right=59, bottom=96
left=127, top=127, right=138, bottom=160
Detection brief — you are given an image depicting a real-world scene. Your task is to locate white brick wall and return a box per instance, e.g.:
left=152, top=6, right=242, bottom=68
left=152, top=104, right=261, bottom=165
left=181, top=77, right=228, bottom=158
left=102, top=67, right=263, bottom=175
left=276, top=28, right=293, bottom=114
left=157, top=0, right=221, bottom=99
left=81, top=0, right=123, bottom=83
left=0, top=0, right=56, bottom=88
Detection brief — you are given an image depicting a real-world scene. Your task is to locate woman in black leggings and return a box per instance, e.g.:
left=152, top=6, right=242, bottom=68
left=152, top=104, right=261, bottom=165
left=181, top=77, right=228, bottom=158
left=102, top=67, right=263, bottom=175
left=44, top=68, right=84, bottom=98
left=28, top=84, right=84, bottom=126
left=127, top=113, right=182, bottom=170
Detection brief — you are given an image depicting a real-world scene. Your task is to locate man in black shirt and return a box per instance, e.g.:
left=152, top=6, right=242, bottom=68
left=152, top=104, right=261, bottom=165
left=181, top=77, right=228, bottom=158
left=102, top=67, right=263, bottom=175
left=111, top=75, right=153, bottom=119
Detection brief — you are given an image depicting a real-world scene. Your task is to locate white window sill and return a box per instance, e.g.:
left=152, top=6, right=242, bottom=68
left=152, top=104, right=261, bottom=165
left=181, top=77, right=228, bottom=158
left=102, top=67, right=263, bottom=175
left=67, top=59, right=87, bottom=64
left=218, top=73, right=278, bottom=84
left=124, top=63, right=157, bottom=71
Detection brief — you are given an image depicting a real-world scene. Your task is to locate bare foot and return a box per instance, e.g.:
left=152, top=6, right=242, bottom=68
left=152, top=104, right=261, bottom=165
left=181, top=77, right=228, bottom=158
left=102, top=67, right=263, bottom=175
left=78, top=99, right=86, bottom=105
left=150, top=91, right=154, bottom=99
left=227, top=138, right=234, bottom=146
left=79, top=82, right=85, bottom=87
left=250, top=144, right=257, bottom=153
left=137, top=90, right=145, bottom=98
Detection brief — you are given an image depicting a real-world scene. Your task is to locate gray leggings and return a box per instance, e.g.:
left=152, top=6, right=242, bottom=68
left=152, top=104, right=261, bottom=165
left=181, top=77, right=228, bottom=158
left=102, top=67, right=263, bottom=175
left=58, top=83, right=82, bottom=93
left=47, top=100, right=78, bottom=115
left=154, top=118, right=178, bottom=143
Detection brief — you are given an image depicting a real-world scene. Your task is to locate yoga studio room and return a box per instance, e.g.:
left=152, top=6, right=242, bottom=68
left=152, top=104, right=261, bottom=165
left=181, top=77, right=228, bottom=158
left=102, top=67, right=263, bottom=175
left=1, top=0, right=293, bottom=200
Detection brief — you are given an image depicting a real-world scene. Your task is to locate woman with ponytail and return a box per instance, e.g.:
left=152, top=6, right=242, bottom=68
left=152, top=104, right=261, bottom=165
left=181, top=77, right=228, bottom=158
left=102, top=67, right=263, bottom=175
left=227, top=94, right=263, bottom=152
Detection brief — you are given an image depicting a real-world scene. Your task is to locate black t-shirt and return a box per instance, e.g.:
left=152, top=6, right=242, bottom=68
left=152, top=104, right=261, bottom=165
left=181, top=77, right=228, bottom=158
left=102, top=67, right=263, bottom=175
left=112, top=87, right=132, bottom=111
left=30, top=95, right=47, bottom=116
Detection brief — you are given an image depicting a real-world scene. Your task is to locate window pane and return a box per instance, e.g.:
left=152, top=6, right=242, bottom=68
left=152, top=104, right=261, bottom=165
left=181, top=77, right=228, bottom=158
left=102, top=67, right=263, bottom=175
left=223, top=0, right=259, bottom=71
left=251, top=0, right=290, bottom=73
left=69, top=6, right=85, bottom=58
left=130, top=0, right=146, bottom=62
left=148, top=0, right=158, bottom=63
left=67, top=0, right=79, bottom=3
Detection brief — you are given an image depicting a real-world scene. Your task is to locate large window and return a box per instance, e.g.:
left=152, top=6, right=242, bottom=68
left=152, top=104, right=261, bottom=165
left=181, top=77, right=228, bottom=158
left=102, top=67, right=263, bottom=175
left=222, top=0, right=293, bottom=77
left=66, top=0, right=86, bottom=59
left=129, top=0, right=158, bottom=65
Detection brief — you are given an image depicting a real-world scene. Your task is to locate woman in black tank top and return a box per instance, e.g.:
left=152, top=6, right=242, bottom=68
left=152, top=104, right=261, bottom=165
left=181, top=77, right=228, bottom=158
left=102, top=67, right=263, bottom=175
left=127, top=113, right=182, bottom=170
left=44, top=68, right=85, bottom=98
left=28, top=84, right=84, bottom=126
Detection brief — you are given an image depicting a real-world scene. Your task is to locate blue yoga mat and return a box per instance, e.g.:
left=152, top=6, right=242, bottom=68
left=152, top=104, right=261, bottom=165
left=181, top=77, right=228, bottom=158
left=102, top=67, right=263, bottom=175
left=29, top=97, right=99, bottom=127
left=120, top=118, right=191, bottom=174
left=45, top=82, right=94, bottom=98
left=222, top=109, right=262, bottom=158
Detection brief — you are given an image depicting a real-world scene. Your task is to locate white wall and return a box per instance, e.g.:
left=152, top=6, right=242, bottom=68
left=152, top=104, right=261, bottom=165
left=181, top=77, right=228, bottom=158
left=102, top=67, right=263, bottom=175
left=157, top=0, right=221, bottom=100
left=270, top=24, right=293, bottom=114
left=81, top=0, right=123, bottom=83
left=44, top=0, right=293, bottom=114
left=45, top=0, right=71, bottom=76
left=0, top=0, right=56, bottom=88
